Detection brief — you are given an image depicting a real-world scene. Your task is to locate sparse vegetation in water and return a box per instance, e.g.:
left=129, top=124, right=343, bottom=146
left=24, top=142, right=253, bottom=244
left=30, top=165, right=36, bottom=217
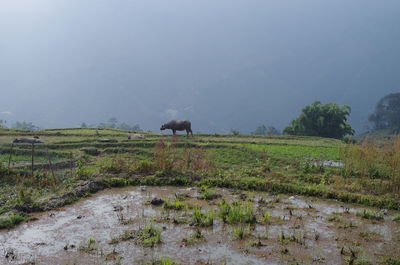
left=356, top=209, right=384, bottom=220
left=198, top=187, right=222, bottom=200
left=104, top=249, right=121, bottom=262
left=145, top=256, right=179, bottom=265
left=247, top=238, right=264, bottom=247
left=281, top=247, right=290, bottom=255
left=277, top=230, right=304, bottom=245
left=172, top=214, right=190, bottom=225
left=384, top=258, right=400, bottom=265
left=257, top=197, right=267, bottom=205
left=288, top=231, right=305, bottom=245
left=359, top=231, right=379, bottom=241
left=0, top=182, right=399, bottom=264
left=191, top=208, right=214, bottom=227
left=78, top=236, right=98, bottom=253
left=393, top=214, right=400, bottom=222
left=232, top=225, right=251, bottom=240
left=338, top=221, right=356, bottom=229
left=182, top=228, right=205, bottom=245
left=278, top=231, right=286, bottom=244
left=109, top=230, right=136, bottom=245
left=163, top=199, right=189, bottom=211
left=174, top=192, right=190, bottom=200
left=262, top=211, right=271, bottom=224
left=218, top=200, right=257, bottom=224
left=1, top=126, right=400, bottom=244
left=136, top=222, right=162, bottom=247
left=327, top=212, right=342, bottom=222
left=353, top=259, right=373, bottom=265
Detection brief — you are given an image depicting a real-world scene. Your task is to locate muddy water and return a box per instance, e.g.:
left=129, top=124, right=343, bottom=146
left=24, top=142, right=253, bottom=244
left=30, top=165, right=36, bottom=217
left=1, top=187, right=399, bottom=265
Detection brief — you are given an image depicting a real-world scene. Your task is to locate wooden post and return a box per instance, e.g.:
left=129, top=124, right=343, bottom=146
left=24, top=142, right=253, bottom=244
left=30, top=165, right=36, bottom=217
left=46, top=147, right=55, bottom=181
left=8, top=143, right=14, bottom=169
left=31, top=143, right=35, bottom=177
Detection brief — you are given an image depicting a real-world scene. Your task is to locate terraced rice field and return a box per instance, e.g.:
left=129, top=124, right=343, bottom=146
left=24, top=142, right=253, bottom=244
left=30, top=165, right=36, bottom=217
left=0, top=128, right=399, bottom=264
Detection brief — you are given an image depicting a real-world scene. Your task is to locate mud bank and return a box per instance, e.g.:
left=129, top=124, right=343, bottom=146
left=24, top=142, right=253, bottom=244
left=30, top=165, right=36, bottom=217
left=1, top=186, right=399, bottom=265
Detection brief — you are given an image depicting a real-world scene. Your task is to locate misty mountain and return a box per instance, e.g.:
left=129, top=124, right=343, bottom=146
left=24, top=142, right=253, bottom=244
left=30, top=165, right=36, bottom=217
left=1, top=0, right=399, bottom=134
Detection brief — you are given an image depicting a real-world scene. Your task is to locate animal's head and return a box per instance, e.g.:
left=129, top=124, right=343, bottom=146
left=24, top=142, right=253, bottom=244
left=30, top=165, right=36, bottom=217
left=160, top=124, right=166, bottom=130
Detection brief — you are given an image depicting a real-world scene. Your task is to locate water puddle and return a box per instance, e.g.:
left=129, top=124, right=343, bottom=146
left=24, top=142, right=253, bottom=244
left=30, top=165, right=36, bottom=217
left=1, top=186, right=399, bottom=264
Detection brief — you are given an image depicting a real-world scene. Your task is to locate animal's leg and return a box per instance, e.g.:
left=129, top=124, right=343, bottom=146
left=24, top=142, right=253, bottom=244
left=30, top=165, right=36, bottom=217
left=173, top=129, right=176, bottom=135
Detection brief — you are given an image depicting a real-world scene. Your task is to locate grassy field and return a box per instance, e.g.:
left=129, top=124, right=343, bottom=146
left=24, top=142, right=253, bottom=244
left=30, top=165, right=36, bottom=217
left=0, top=128, right=399, bottom=229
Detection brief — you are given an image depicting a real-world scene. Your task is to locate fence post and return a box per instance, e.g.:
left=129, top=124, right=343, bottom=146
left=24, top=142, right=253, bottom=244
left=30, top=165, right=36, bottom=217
left=8, top=143, right=14, bottom=169
left=31, top=143, right=35, bottom=177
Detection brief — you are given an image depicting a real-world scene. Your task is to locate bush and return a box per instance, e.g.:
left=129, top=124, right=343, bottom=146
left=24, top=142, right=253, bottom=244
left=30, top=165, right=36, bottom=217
left=341, top=136, right=400, bottom=192
left=97, top=156, right=133, bottom=174
left=75, top=160, right=94, bottom=180
left=136, top=160, right=156, bottom=173
left=80, top=147, right=100, bottom=156
left=284, top=101, right=354, bottom=139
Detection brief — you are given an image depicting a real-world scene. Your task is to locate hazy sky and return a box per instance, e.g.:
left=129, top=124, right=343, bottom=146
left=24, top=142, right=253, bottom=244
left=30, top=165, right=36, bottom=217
left=1, top=0, right=399, bottom=133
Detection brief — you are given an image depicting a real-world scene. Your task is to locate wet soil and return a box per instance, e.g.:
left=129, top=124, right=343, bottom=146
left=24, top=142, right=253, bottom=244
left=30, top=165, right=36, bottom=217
left=1, top=186, right=399, bottom=265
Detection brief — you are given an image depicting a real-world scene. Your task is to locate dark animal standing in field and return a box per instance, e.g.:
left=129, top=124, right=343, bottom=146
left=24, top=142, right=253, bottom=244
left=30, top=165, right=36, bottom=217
left=160, top=120, right=193, bottom=136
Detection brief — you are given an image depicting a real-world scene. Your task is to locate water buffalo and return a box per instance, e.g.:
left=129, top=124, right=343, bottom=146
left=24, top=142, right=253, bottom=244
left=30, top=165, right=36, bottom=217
left=160, top=120, right=193, bottom=136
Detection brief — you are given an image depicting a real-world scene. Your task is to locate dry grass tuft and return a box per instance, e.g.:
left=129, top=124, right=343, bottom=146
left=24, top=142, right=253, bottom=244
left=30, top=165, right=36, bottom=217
left=340, top=136, right=400, bottom=193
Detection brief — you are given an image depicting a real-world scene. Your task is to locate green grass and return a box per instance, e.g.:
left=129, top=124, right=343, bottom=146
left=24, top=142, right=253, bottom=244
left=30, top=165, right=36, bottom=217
left=191, top=208, right=214, bottom=227
left=262, top=211, right=271, bottom=224
left=163, top=199, right=188, bottom=211
left=1, top=127, right=399, bottom=231
left=356, top=209, right=384, bottom=220
left=393, top=214, right=400, bottom=222
left=198, top=187, right=222, bottom=200
left=78, top=236, right=98, bottom=253
left=109, top=230, right=136, bottom=244
left=183, top=228, right=205, bottom=245
left=219, top=200, right=257, bottom=224
left=0, top=213, right=26, bottom=229
left=384, top=258, right=400, bottom=265
left=232, top=225, right=251, bottom=240
left=136, top=222, right=162, bottom=247
left=145, top=257, right=179, bottom=265
left=246, top=143, right=340, bottom=160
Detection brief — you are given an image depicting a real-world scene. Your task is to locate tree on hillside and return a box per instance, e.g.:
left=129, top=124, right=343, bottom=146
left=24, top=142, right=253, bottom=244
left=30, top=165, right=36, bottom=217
left=118, top=122, right=141, bottom=131
left=99, top=117, right=118, bottom=129
left=230, top=129, right=240, bottom=135
left=0, top=120, right=6, bottom=128
left=252, top=125, right=281, bottom=135
left=12, top=121, right=40, bottom=131
left=283, top=101, right=354, bottom=139
left=98, top=117, right=141, bottom=131
left=368, top=93, right=400, bottom=133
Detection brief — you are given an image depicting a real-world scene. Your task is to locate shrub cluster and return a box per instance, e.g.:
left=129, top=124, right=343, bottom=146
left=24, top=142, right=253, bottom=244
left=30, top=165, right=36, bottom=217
left=340, top=136, right=400, bottom=192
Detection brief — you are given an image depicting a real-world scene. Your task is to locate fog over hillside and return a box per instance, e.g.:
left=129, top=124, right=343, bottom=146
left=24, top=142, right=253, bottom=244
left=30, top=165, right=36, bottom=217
left=1, top=0, right=399, bottom=133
